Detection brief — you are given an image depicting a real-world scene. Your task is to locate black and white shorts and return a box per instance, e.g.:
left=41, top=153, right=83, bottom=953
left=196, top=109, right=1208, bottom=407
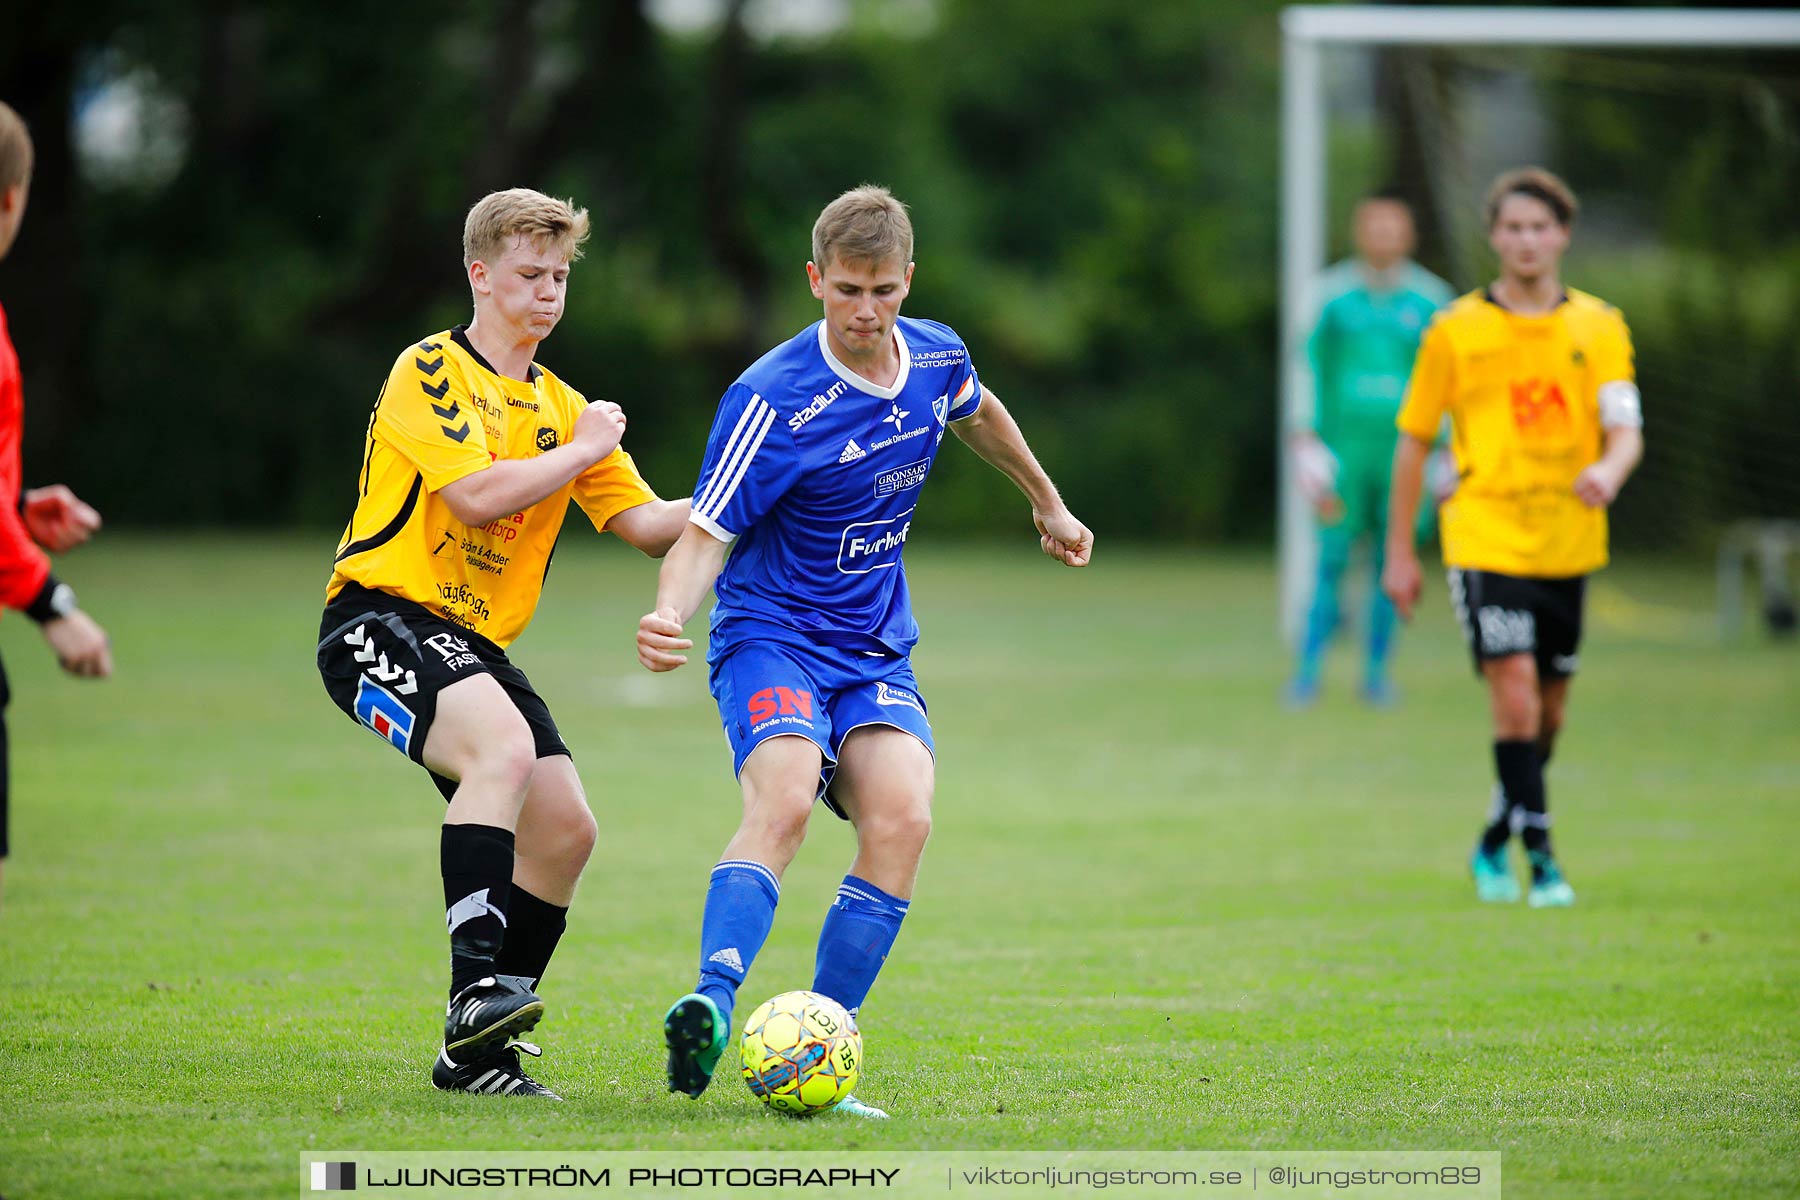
left=317, top=582, right=569, bottom=801
left=1447, top=568, right=1588, bottom=680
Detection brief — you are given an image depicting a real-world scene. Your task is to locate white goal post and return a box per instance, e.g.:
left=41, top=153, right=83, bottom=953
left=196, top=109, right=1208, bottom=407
left=1277, top=5, right=1800, bottom=640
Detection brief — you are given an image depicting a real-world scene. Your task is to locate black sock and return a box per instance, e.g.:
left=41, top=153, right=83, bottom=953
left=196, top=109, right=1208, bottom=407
left=493, top=886, right=569, bottom=990
left=442, top=823, right=515, bottom=997
left=1478, top=780, right=1512, bottom=853
left=1493, top=739, right=1552, bottom=870
left=1482, top=742, right=1553, bottom=852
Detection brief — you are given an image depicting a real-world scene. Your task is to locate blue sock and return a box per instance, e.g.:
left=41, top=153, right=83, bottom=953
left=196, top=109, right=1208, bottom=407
left=1367, top=575, right=1396, bottom=683
left=695, top=859, right=780, bottom=1033
left=1296, top=550, right=1347, bottom=684
left=811, top=875, right=910, bottom=1014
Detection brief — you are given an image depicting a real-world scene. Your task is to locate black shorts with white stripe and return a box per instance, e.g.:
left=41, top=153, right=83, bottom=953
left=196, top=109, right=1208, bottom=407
left=1446, top=568, right=1587, bottom=680
left=317, top=582, right=569, bottom=800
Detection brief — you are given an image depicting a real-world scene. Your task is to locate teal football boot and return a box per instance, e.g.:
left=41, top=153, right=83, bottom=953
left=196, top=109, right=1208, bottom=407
left=664, top=993, right=729, bottom=1098
left=1527, top=852, right=1576, bottom=908
left=828, top=1093, right=890, bottom=1119
left=1471, top=843, right=1521, bottom=903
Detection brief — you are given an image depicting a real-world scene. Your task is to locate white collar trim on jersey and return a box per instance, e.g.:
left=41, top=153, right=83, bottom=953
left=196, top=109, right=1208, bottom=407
left=817, top=321, right=910, bottom=401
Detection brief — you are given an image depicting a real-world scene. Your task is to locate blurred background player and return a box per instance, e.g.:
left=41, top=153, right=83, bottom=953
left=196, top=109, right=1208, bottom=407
left=1383, top=168, right=1644, bottom=908
left=637, top=186, right=1092, bottom=1118
left=315, top=189, right=688, bottom=1097
left=1288, top=193, right=1451, bottom=707
left=0, top=100, right=111, bottom=907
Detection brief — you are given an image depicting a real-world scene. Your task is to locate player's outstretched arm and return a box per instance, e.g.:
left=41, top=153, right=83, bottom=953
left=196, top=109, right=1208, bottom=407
left=607, top=497, right=692, bottom=558
left=1382, top=433, right=1432, bottom=620
left=22, top=485, right=102, bottom=553
left=439, top=400, right=628, bottom=527
left=950, top=386, right=1092, bottom=567
left=636, top=523, right=730, bottom=671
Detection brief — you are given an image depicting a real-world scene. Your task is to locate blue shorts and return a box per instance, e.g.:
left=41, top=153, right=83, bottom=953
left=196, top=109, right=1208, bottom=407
left=709, top=631, right=934, bottom=819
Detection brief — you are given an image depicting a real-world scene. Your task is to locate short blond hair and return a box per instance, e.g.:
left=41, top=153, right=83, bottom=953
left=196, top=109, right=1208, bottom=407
left=462, top=188, right=590, bottom=267
left=811, top=185, right=912, bottom=270
left=0, top=101, right=33, bottom=191
left=1484, top=167, right=1578, bottom=229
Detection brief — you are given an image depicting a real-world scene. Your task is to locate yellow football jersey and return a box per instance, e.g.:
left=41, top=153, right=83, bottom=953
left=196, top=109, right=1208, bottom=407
left=1397, top=288, right=1635, bottom=578
left=328, top=327, right=657, bottom=646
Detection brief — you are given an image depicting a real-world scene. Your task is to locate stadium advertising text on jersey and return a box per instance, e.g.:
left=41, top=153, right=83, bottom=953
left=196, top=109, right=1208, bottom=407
left=790, top=380, right=848, bottom=431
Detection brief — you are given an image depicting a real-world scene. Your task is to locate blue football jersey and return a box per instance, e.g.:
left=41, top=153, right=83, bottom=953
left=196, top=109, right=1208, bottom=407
left=690, top=317, right=983, bottom=657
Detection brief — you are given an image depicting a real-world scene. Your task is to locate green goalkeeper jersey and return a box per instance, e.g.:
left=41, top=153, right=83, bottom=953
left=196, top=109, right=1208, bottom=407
left=1306, top=261, right=1453, bottom=452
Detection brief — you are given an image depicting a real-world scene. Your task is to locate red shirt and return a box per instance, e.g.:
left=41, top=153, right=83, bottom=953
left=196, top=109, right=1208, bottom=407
left=0, top=299, right=51, bottom=611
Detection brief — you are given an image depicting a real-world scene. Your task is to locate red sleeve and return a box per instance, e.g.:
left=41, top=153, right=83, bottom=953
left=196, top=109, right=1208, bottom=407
left=0, top=302, right=52, bottom=611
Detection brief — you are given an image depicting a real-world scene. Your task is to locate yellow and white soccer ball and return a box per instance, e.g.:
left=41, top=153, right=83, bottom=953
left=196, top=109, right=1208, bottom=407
left=739, top=989, right=861, bottom=1115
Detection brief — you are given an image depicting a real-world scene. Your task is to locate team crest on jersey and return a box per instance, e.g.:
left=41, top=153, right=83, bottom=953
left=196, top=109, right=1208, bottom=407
left=536, top=426, right=560, bottom=453
left=932, top=392, right=949, bottom=427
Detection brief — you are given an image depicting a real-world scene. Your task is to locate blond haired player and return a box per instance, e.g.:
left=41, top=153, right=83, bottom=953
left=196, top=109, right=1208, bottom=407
left=640, top=186, right=1091, bottom=1117
left=1384, top=168, right=1644, bottom=908
left=316, top=189, right=688, bottom=1097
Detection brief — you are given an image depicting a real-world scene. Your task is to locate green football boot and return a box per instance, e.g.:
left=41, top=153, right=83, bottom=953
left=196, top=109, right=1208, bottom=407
left=1527, top=852, right=1576, bottom=908
left=1470, top=843, right=1521, bottom=903
left=664, top=992, right=729, bottom=1098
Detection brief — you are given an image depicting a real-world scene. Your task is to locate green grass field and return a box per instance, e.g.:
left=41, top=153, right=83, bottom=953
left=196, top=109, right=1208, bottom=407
left=1, top=536, right=1795, bottom=1198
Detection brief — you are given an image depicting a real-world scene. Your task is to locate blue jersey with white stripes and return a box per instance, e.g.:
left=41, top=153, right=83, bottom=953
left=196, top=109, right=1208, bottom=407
left=690, top=317, right=982, bottom=657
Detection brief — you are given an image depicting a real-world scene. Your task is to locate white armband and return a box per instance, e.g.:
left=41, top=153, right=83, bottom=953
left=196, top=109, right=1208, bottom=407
left=1598, top=380, right=1643, bottom=429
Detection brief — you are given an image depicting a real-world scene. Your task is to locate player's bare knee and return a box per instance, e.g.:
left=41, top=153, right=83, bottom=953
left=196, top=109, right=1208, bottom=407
left=562, top=802, right=599, bottom=866
left=469, top=717, right=537, bottom=795
left=859, top=797, right=932, bottom=860
left=742, top=781, right=815, bottom=849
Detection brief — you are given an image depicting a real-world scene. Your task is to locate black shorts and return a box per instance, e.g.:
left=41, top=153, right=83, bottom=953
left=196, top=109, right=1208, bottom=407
left=1447, top=568, right=1587, bottom=680
left=317, top=582, right=569, bottom=801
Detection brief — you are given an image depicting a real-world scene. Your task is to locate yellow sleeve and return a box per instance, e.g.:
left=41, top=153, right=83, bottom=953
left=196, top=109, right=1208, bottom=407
left=372, top=348, right=493, bottom=492
left=1396, top=319, right=1454, bottom=441
left=572, top=447, right=659, bottom=534
left=1594, top=309, right=1636, bottom=385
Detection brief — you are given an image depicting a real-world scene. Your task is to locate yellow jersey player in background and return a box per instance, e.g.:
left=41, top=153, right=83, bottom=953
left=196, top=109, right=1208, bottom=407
left=1383, top=168, right=1644, bottom=909
left=317, top=189, right=688, bottom=1098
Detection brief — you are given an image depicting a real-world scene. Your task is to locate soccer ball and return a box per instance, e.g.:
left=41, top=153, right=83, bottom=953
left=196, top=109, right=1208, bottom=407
left=739, top=990, right=861, bottom=1115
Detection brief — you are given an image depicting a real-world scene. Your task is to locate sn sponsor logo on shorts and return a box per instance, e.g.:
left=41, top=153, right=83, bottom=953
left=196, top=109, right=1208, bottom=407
left=837, top=511, right=913, bottom=574
left=748, top=686, right=814, bottom=731
left=874, top=458, right=930, bottom=498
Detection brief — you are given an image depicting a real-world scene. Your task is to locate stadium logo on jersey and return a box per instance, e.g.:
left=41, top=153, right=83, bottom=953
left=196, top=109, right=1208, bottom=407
left=838, top=510, right=914, bottom=574
left=535, top=426, right=560, bottom=453
left=747, top=686, right=814, bottom=728
left=839, top=439, right=866, bottom=464
left=353, top=675, right=416, bottom=755
left=881, top=403, right=911, bottom=434
left=874, top=681, right=925, bottom=716
left=874, top=458, right=931, bottom=498
left=790, top=380, right=848, bottom=431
